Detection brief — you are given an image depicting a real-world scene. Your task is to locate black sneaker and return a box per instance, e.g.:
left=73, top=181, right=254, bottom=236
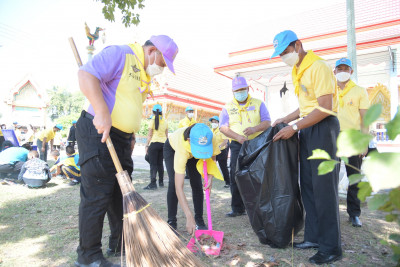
left=195, top=218, right=207, bottom=230
left=224, top=184, right=230, bottom=188
left=159, top=181, right=164, bottom=187
left=143, top=183, right=157, bottom=190
left=75, top=258, right=120, bottom=267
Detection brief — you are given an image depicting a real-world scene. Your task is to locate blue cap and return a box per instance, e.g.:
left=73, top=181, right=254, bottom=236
left=209, top=116, right=219, bottom=122
left=232, top=76, right=248, bottom=91
left=190, top=123, right=213, bottom=159
left=72, top=120, right=77, bottom=124
left=271, top=30, right=298, bottom=58
left=185, top=106, right=194, bottom=112
left=152, top=104, right=162, bottom=112
left=55, top=124, right=63, bottom=130
left=335, top=58, right=352, bottom=68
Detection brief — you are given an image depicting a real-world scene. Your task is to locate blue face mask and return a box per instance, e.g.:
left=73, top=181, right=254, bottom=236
left=234, top=90, right=248, bottom=102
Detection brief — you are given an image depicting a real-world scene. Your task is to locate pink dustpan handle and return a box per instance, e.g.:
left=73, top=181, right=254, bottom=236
left=203, top=160, right=212, bottom=231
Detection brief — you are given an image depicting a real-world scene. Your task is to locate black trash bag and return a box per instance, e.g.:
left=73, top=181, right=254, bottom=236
left=235, top=123, right=304, bottom=248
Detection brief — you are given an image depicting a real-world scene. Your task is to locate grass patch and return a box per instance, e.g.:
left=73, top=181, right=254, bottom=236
left=0, top=170, right=399, bottom=266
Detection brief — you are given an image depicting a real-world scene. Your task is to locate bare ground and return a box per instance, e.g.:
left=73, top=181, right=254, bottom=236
left=0, top=169, right=398, bottom=267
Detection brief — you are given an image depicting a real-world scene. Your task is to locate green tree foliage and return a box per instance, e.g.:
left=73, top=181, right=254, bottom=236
left=97, top=0, right=145, bottom=27
left=309, top=104, right=400, bottom=265
left=47, top=86, right=85, bottom=121
left=47, top=86, right=85, bottom=137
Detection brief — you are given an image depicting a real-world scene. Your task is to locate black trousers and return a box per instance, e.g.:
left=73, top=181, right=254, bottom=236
left=216, top=147, right=230, bottom=185
left=230, top=141, right=245, bottom=213
left=346, top=155, right=362, bottom=217
left=75, top=111, right=133, bottom=264
left=148, top=142, right=164, bottom=182
left=163, top=139, right=204, bottom=224
left=299, top=116, right=341, bottom=254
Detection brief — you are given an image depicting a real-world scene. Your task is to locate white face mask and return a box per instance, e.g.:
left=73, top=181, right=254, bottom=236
left=187, top=113, right=194, bottom=118
left=211, top=122, right=219, bottom=129
left=281, top=46, right=299, bottom=67
left=335, top=72, right=351, bottom=82
left=146, top=52, right=164, bottom=77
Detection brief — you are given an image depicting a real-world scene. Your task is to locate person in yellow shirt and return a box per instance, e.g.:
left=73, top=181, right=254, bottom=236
left=36, top=124, right=63, bottom=162
left=272, top=30, right=341, bottom=265
left=163, top=123, right=220, bottom=235
left=334, top=58, right=369, bottom=228
left=220, top=76, right=271, bottom=217
left=144, top=104, right=168, bottom=190
left=209, top=116, right=230, bottom=188
left=178, top=106, right=196, bottom=128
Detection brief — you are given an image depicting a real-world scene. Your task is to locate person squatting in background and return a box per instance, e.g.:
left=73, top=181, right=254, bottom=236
left=53, top=145, right=81, bottom=186
left=144, top=104, right=168, bottom=190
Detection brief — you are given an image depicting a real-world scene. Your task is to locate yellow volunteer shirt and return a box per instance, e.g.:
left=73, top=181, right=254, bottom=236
left=38, top=128, right=55, bottom=141
left=0, top=130, right=3, bottom=137
left=178, top=117, right=196, bottom=128
left=169, top=127, right=220, bottom=174
left=148, top=116, right=168, bottom=143
left=224, top=96, right=264, bottom=141
left=337, top=81, right=370, bottom=131
left=212, top=128, right=228, bottom=150
left=296, top=59, right=338, bottom=117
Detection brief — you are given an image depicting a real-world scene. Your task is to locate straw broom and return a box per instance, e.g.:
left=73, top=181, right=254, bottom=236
left=68, top=37, right=206, bottom=267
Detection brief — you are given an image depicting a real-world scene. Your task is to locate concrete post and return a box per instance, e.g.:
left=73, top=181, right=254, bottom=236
left=347, top=0, right=358, bottom=82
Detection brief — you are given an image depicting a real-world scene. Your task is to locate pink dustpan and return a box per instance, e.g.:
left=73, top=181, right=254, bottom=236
left=187, top=160, right=224, bottom=255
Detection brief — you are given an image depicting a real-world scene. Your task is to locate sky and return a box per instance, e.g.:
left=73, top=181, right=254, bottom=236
left=0, top=0, right=344, bottom=94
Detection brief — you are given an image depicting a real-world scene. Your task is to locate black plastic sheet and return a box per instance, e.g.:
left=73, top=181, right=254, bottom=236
left=235, top=123, right=304, bottom=248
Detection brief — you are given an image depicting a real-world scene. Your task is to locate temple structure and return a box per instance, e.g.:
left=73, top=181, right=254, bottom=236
left=213, top=0, right=400, bottom=130
left=2, top=75, right=48, bottom=126
left=144, top=57, right=231, bottom=123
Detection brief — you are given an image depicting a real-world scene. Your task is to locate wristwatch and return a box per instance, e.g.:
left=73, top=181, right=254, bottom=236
left=292, top=124, right=299, bottom=132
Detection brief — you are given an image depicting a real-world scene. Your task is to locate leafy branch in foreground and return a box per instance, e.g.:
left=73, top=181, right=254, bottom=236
left=309, top=104, right=400, bottom=264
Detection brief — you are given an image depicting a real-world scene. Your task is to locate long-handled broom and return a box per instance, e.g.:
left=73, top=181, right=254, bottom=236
left=68, top=37, right=206, bottom=267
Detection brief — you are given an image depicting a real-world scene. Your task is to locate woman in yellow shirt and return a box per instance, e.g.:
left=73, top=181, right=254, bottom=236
left=164, top=123, right=219, bottom=235
left=144, top=104, right=168, bottom=190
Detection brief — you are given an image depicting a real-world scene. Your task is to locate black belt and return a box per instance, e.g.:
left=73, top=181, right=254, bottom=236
left=81, top=110, right=133, bottom=140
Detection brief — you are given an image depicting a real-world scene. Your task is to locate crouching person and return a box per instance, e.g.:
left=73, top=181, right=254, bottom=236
left=164, top=123, right=222, bottom=235
left=18, top=150, right=51, bottom=188
left=53, top=146, right=81, bottom=186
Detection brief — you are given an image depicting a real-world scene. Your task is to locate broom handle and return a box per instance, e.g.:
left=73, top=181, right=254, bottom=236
left=68, top=37, right=125, bottom=177
left=203, top=160, right=212, bottom=231
left=106, top=137, right=124, bottom=173
left=68, top=37, right=83, bottom=67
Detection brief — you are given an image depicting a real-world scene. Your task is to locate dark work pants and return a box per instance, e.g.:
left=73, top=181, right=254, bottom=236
left=216, top=147, right=230, bottom=185
left=36, top=139, right=48, bottom=162
left=0, top=161, right=24, bottom=179
left=75, top=112, right=133, bottom=264
left=148, top=142, right=164, bottom=182
left=163, top=139, right=204, bottom=225
left=230, top=141, right=245, bottom=213
left=299, top=116, right=341, bottom=254
left=346, top=155, right=362, bottom=217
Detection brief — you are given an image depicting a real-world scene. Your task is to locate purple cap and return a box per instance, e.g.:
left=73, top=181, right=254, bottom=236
left=150, top=35, right=179, bottom=74
left=232, top=76, right=248, bottom=91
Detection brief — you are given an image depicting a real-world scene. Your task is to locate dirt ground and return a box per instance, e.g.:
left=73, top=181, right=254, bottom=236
left=0, top=169, right=398, bottom=267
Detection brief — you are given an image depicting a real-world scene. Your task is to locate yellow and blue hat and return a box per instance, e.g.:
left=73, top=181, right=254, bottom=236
left=209, top=116, right=219, bottom=122
left=335, top=58, right=352, bottom=68
left=152, top=104, right=162, bottom=112
left=271, top=30, right=298, bottom=58
left=190, top=123, right=213, bottom=159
